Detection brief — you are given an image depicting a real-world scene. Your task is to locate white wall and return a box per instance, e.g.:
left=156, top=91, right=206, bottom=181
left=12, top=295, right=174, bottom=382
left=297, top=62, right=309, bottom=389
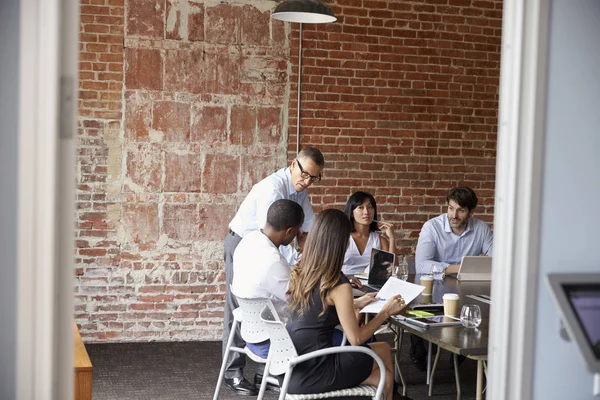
left=0, top=0, right=20, bottom=398
left=533, top=1, right=600, bottom=398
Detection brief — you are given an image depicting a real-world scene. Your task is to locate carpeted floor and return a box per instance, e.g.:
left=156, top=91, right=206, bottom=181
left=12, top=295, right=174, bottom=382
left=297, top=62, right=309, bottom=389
left=86, top=336, right=482, bottom=399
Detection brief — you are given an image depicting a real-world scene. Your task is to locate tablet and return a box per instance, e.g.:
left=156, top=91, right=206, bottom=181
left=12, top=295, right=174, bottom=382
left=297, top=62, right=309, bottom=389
left=404, top=315, right=462, bottom=328
left=410, top=304, right=444, bottom=312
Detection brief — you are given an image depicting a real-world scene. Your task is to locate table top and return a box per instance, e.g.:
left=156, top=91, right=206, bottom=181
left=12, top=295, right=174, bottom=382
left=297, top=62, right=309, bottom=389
left=388, top=275, right=491, bottom=357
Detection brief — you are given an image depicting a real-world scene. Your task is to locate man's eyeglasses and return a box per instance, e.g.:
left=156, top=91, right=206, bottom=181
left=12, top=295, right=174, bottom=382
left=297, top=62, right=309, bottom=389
left=296, top=159, right=321, bottom=183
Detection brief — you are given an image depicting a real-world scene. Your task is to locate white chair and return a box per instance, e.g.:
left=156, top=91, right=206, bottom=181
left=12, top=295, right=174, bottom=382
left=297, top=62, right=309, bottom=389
left=213, top=290, right=279, bottom=400
left=260, top=306, right=386, bottom=400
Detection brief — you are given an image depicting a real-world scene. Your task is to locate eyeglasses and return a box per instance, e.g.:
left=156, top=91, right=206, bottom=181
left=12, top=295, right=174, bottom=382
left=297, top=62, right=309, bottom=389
left=296, top=159, right=321, bottom=183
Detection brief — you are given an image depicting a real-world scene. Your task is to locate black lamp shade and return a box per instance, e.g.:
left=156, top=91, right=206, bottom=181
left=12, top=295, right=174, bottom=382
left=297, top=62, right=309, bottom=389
left=272, top=0, right=336, bottom=24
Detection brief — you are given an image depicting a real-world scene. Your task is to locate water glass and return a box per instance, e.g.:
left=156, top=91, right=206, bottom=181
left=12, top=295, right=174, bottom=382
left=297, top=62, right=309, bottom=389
left=460, top=304, right=482, bottom=328
left=430, top=264, right=445, bottom=280
left=395, top=263, right=408, bottom=281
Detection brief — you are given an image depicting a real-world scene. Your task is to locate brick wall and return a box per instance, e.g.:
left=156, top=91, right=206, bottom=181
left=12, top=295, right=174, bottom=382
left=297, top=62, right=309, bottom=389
left=75, top=0, right=502, bottom=342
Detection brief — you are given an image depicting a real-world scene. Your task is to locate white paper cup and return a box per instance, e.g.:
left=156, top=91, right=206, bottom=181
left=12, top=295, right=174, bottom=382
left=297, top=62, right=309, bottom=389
left=443, top=293, right=460, bottom=316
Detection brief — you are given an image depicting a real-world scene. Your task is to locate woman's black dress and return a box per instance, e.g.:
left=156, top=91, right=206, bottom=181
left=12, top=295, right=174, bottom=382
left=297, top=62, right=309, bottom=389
left=283, top=274, right=373, bottom=394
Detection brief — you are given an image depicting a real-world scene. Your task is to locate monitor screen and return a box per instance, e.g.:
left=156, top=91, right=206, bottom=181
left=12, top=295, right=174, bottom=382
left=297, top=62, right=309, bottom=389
left=368, top=248, right=395, bottom=287
left=564, top=284, right=600, bottom=360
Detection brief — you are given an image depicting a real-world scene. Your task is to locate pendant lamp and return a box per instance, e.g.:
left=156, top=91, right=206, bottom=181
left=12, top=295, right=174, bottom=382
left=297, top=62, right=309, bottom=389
left=271, top=0, right=336, bottom=24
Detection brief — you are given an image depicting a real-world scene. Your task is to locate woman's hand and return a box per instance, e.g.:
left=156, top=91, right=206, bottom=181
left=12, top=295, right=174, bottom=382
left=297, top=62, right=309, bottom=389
left=380, top=294, right=406, bottom=318
left=378, top=221, right=395, bottom=240
left=348, top=275, right=363, bottom=289
left=353, top=292, right=377, bottom=309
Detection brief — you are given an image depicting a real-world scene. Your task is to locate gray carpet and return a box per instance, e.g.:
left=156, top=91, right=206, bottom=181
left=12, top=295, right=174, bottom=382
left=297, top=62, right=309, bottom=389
left=86, top=338, right=482, bottom=399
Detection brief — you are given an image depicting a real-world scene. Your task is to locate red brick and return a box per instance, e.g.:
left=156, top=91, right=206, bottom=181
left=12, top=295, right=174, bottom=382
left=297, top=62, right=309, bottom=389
left=164, top=48, right=205, bottom=94
left=205, top=3, right=239, bottom=44
left=122, top=203, right=159, bottom=243
left=124, top=92, right=152, bottom=140
left=230, top=105, right=255, bottom=146
left=191, top=105, right=227, bottom=143
left=125, top=144, right=162, bottom=192
left=127, top=0, right=164, bottom=38
left=188, top=3, right=205, bottom=42
left=164, top=152, right=201, bottom=192
left=257, top=107, right=282, bottom=144
left=240, top=5, right=270, bottom=46
left=125, top=48, right=162, bottom=90
left=199, top=203, right=236, bottom=241
left=202, top=154, right=238, bottom=194
left=152, top=101, right=190, bottom=142
left=240, top=155, right=281, bottom=192
left=163, top=204, right=198, bottom=241
left=205, top=50, right=240, bottom=95
left=165, top=0, right=204, bottom=41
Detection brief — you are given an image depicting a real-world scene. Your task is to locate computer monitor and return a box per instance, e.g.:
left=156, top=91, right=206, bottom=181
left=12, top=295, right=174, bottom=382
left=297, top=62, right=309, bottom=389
left=547, top=273, right=600, bottom=373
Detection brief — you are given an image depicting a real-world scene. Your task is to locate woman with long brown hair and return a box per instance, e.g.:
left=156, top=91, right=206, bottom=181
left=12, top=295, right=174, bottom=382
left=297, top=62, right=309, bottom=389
left=285, top=209, right=406, bottom=398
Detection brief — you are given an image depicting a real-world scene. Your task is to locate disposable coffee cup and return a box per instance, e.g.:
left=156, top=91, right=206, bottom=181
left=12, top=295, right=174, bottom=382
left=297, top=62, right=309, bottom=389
left=420, top=275, right=434, bottom=295
left=443, top=293, right=460, bottom=316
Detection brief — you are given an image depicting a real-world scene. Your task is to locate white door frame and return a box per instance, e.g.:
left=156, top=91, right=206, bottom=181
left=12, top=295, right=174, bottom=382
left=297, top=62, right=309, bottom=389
left=16, top=0, right=78, bottom=398
left=487, top=0, right=550, bottom=399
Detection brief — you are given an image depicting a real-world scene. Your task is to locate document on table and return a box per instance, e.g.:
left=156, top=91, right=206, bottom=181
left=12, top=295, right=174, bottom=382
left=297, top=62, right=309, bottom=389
left=360, top=277, right=426, bottom=314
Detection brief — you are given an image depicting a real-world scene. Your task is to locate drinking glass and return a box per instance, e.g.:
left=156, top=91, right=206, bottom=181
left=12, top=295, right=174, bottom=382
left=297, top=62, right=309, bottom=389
left=460, top=304, right=482, bottom=328
left=395, top=262, right=408, bottom=281
left=430, top=264, right=445, bottom=280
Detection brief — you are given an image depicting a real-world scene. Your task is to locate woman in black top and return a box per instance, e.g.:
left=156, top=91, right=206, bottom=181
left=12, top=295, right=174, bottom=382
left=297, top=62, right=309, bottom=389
left=286, top=209, right=406, bottom=399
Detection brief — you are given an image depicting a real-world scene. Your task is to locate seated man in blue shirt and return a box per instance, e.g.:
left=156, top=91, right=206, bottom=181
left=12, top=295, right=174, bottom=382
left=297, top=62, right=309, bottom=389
left=411, top=187, right=493, bottom=370
left=416, top=186, right=493, bottom=276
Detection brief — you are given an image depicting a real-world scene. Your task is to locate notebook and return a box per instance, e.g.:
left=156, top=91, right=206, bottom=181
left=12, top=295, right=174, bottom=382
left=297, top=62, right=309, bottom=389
left=361, top=248, right=396, bottom=293
left=457, top=256, right=492, bottom=281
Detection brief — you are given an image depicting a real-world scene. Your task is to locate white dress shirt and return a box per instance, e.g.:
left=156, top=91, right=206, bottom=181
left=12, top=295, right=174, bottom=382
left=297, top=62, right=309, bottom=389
left=415, top=214, right=493, bottom=274
left=342, top=232, right=382, bottom=275
left=228, top=167, right=316, bottom=237
left=232, top=230, right=291, bottom=316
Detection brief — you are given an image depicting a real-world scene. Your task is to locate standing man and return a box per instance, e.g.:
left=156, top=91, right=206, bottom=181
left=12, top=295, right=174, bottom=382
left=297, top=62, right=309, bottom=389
left=222, top=147, right=324, bottom=395
left=411, top=186, right=493, bottom=370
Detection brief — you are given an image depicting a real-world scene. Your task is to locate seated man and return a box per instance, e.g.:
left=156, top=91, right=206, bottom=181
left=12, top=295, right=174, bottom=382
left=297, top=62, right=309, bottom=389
left=416, top=186, right=493, bottom=276
left=231, top=199, right=304, bottom=391
left=411, top=186, right=493, bottom=370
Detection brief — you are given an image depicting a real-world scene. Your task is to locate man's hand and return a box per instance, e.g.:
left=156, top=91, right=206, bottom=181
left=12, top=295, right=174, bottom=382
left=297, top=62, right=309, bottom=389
left=297, top=231, right=308, bottom=252
left=445, top=264, right=460, bottom=275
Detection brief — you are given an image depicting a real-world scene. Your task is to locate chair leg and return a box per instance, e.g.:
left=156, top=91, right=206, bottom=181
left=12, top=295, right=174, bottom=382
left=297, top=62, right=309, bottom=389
left=213, top=319, right=238, bottom=400
left=257, top=357, right=271, bottom=400
left=428, top=347, right=442, bottom=396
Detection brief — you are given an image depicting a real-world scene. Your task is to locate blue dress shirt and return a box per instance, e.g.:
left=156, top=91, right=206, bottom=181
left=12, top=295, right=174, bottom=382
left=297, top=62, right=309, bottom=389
left=415, top=214, right=493, bottom=275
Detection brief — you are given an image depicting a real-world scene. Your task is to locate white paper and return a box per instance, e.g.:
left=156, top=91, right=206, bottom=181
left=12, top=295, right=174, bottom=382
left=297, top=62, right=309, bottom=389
left=360, top=277, right=425, bottom=314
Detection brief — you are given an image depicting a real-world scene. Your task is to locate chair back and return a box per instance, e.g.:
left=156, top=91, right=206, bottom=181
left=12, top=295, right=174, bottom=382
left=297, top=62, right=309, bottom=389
left=260, top=306, right=298, bottom=376
left=231, top=286, right=279, bottom=344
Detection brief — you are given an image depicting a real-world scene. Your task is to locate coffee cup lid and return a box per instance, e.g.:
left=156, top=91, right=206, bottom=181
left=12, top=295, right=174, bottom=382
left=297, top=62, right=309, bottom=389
left=420, top=275, right=433, bottom=281
left=443, top=293, right=459, bottom=300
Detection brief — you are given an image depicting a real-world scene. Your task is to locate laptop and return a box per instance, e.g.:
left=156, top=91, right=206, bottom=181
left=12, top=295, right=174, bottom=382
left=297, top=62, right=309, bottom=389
left=361, top=248, right=396, bottom=293
left=457, top=256, right=493, bottom=281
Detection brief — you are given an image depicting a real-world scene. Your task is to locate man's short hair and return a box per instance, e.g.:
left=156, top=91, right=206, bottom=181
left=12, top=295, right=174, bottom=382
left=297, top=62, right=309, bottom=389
left=267, top=199, right=305, bottom=231
left=446, top=187, right=478, bottom=211
left=298, top=146, right=325, bottom=168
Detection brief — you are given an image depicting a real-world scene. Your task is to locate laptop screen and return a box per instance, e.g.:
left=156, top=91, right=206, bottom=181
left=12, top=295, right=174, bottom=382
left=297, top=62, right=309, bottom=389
left=564, top=284, right=600, bottom=360
left=368, top=248, right=395, bottom=287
